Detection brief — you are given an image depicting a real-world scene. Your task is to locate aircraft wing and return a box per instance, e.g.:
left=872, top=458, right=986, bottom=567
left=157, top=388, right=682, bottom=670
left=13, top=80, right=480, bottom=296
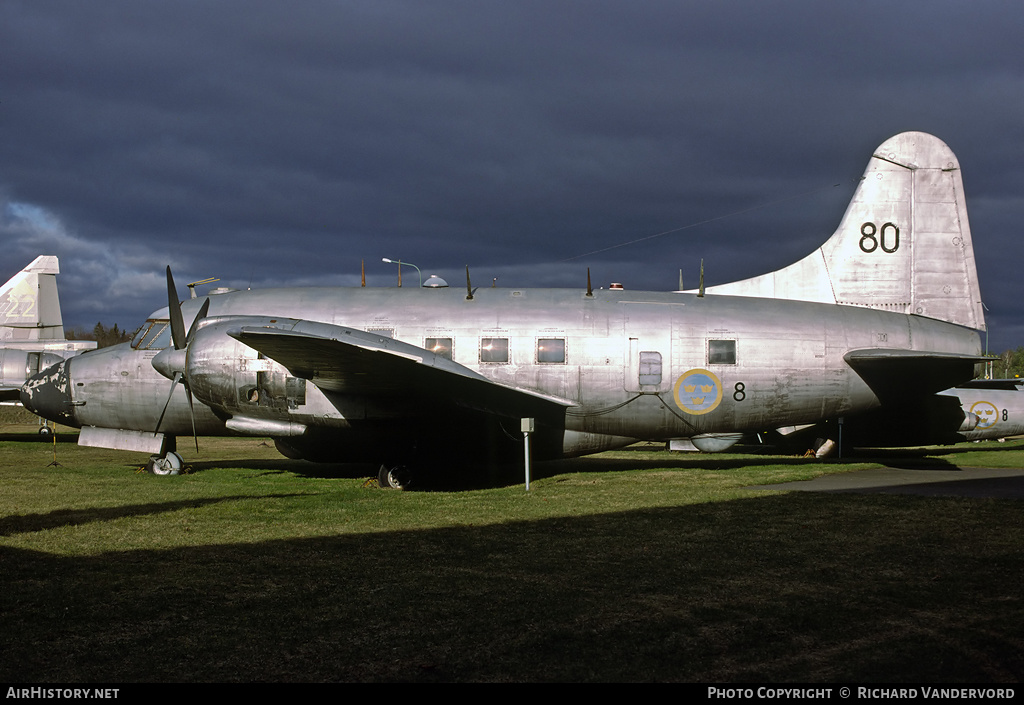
left=228, top=322, right=572, bottom=421
left=955, top=378, right=1024, bottom=391
left=0, top=386, right=21, bottom=403
left=844, top=349, right=989, bottom=401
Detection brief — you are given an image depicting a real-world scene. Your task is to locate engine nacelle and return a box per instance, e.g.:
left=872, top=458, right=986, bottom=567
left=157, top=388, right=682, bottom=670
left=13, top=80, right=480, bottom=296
left=183, top=316, right=309, bottom=420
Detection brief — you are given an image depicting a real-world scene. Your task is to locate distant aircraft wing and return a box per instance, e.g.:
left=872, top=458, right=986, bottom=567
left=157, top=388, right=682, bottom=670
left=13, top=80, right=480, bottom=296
left=228, top=321, right=572, bottom=421
left=844, top=349, right=989, bottom=401
left=0, top=385, right=21, bottom=403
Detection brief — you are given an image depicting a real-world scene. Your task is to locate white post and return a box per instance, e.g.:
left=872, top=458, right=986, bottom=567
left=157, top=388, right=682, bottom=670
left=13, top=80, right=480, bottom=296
left=521, top=418, right=535, bottom=490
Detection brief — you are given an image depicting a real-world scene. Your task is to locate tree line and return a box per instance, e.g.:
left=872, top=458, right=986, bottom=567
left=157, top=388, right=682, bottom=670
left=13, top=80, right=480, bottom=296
left=986, top=346, right=1024, bottom=380
left=65, top=322, right=137, bottom=348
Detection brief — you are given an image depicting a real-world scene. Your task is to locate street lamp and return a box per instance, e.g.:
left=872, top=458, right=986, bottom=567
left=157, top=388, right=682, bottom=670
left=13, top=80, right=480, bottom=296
left=381, top=258, right=422, bottom=288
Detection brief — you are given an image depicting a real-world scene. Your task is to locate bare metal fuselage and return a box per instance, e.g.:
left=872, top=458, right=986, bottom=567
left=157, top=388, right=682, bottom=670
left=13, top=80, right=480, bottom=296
left=47, top=284, right=982, bottom=461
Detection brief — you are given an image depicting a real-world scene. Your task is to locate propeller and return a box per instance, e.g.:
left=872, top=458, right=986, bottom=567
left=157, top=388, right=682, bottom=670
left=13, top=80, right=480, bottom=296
left=152, top=266, right=210, bottom=452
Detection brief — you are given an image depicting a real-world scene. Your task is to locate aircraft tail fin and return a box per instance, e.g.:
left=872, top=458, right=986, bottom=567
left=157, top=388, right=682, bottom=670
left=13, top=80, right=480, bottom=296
left=702, top=132, right=985, bottom=331
left=0, top=256, right=66, bottom=342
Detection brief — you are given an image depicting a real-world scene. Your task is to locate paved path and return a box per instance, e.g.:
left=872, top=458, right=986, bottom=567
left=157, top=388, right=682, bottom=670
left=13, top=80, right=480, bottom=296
left=747, top=466, right=1024, bottom=498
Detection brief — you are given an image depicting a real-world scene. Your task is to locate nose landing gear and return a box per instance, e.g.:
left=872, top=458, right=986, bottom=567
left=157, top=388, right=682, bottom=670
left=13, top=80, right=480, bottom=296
left=146, top=451, right=184, bottom=476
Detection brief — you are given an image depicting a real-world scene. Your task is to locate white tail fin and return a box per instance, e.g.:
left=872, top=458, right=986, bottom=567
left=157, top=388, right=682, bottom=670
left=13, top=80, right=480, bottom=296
left=703, top=132, right=985, bottom=331
left=0, top=255, right=66, bottom=342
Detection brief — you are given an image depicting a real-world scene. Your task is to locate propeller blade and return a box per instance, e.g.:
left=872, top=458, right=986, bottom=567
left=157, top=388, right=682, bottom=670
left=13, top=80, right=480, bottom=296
left=185, top=386, right=199, bottom=453
left=166, top=266, right=186, bottom=351
left=186, top=298, right=210, bottom=343
left=157, top=270, right=208, bottom=453
left=154, top=371, right=183, bottom=435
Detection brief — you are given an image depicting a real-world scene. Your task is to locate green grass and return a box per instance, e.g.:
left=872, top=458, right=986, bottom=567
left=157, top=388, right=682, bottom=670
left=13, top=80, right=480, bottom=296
left=2, top=421, right=1023, bottom=682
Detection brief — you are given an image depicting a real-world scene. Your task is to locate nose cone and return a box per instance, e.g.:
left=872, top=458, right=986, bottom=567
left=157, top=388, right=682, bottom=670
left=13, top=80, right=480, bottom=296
left=21, top=359, right=80, bottom=427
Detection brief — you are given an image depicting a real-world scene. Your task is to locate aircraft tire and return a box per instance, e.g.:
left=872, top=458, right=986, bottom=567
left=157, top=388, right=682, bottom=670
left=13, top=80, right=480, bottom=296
left=147, top=451, right=183, bottom=476
left=38, top=426, right=53, bottom=437
left=378, top=464, right=411, bottom=490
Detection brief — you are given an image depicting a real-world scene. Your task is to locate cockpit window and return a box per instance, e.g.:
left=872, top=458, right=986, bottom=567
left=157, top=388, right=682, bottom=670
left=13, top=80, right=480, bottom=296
left=131, top=320, right=172, bottom=350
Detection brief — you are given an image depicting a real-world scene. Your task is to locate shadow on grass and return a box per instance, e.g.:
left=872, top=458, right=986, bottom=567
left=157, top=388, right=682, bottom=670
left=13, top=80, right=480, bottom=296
left=173, top=442, right=997, bottom=489
left=0, top=494, right=310, bottom=537
left=184, top=457, right=376, bottom=478
left=922, top=439, right=1024, bottom=456
left=2, top=492, right=1021, bottom=683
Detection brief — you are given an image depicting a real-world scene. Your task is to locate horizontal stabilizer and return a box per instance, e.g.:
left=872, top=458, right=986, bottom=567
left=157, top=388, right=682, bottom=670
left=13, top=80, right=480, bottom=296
left=844, top=348, right=988, bottom=400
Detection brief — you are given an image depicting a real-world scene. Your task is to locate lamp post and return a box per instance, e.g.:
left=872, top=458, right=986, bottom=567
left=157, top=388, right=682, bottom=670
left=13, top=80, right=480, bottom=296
left=382, top=258, right=422, bottom=288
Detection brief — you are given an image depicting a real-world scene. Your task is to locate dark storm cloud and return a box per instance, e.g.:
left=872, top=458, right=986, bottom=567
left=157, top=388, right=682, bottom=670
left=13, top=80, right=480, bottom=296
left=2, top=0, right=1023, bottom=348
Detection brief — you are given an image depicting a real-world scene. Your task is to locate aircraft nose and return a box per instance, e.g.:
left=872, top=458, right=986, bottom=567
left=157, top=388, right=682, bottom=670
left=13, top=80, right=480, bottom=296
left=21, top=359, right=79, bottom=427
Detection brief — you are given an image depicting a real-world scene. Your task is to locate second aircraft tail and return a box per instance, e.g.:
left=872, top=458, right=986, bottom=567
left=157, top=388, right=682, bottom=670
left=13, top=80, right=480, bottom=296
left=0, top=255, right=66, bottom=342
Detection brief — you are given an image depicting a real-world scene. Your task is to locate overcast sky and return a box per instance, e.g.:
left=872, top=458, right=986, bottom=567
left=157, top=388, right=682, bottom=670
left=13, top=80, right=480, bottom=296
left=3, top=1, right=1023, bottom=350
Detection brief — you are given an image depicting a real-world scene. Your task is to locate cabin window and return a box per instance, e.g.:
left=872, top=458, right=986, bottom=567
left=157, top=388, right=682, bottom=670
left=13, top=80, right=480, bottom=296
left=708, top=339, right=737, bottom=365
left=638, top=351, right=662, bottom=386
left=537, top=338, right=566, bottom=364
left=480, top=338, right=509, bottom=363
left=426, top=337, right=453, bottom=360
left=130, top=325, right=149, bottom=348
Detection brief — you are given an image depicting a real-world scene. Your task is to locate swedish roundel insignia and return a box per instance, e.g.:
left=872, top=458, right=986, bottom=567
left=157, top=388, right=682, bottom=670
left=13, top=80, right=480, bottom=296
left=673, top=369, right=723, bottom=415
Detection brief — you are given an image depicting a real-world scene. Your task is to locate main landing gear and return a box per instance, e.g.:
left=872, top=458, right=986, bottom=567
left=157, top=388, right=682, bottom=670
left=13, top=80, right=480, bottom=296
left=377, top=464, right=412, bottom=490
